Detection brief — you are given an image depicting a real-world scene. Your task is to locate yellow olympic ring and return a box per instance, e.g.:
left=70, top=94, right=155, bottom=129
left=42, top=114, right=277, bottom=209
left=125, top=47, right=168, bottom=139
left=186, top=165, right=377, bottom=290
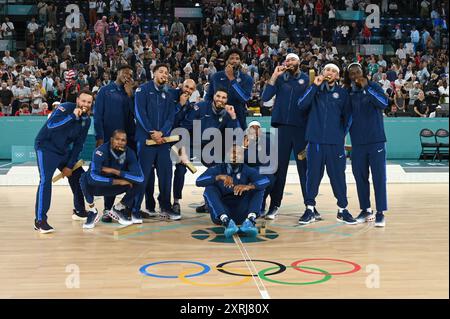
left=179, top=267, right=252, bottom=287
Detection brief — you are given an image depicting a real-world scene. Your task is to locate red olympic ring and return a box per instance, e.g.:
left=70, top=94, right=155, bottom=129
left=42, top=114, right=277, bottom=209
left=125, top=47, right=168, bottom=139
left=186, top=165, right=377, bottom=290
left=291, top=258, right=361, bottom=276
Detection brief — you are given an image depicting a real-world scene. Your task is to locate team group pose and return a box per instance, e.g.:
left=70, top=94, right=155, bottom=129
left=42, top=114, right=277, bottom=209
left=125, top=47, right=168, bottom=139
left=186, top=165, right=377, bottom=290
left=33, top=48, right=388, bottom=235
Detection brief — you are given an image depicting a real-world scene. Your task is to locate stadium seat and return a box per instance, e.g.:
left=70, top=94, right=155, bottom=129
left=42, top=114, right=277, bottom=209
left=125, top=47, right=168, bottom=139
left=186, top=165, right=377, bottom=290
left=435, top=128, right=449, bottom=161
left=419, top=128, right=439, bottom=161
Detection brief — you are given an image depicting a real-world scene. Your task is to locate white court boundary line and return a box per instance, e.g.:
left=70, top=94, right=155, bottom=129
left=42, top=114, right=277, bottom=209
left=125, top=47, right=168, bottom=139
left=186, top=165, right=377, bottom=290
left=233, top=234, right=271, bottom=299
left=0, top=162, right=12, bottom=168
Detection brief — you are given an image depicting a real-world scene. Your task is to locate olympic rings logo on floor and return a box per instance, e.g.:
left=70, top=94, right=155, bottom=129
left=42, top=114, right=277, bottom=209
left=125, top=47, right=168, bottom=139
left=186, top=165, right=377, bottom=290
left=139, top=258, right=361, bottom=287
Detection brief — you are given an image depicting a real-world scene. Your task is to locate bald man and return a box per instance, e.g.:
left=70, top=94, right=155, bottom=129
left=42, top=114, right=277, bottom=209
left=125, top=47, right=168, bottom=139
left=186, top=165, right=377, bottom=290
left=171, top=79, right=200, bottom=215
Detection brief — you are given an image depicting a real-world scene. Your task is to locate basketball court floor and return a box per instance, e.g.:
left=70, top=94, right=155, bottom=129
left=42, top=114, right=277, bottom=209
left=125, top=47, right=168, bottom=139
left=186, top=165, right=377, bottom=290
left=0, top=161, right=448, bottom=299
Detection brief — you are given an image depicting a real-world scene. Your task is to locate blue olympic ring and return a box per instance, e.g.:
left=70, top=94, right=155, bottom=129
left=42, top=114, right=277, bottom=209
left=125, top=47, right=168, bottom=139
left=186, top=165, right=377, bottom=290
left=139, top=260, right=211, bottom=279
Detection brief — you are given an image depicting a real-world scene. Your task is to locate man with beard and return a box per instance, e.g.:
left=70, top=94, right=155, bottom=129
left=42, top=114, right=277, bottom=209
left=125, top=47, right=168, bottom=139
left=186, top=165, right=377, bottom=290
left=80, top=130, right=144, bottom=228
left=192, top=88, right=242, bottom=214
left=132, top=64, right=178, bottom=221
left=297, top=63, right=355, bottom=225
left=170, top=79, right=199, bottom=215
left=204, top=48, right=253, bottom=130
left=344, top=62, right=389, bottom=227
left=34, top=90, right=93, bottom=233
left=141, top=79, right=198, bottom=217
left=196, top=144, right=270, bottom=238
left=261, top=53, right=315, bottom=220
left=93, top=64, right=136, bottom=223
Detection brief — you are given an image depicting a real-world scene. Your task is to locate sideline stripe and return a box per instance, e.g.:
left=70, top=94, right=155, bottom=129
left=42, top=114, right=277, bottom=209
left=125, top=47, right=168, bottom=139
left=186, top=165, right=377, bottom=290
left=233, top=234, right=271, bottom=299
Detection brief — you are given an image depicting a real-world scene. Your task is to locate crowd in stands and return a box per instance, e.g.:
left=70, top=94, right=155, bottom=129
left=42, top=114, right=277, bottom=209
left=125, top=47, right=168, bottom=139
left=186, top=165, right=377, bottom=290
left=0, top=0, right=448, bottom=118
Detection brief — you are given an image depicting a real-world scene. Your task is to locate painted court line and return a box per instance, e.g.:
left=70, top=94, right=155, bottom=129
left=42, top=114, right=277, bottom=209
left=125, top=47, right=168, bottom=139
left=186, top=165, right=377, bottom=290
left=0, top=162, right=12, bottom=168
left=233, top=234, right=271, bottom=299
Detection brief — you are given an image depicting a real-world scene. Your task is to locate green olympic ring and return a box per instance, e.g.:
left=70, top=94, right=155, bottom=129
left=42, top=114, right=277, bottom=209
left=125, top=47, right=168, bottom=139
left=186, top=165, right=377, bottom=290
left=258, top=266, right=332, bottom=285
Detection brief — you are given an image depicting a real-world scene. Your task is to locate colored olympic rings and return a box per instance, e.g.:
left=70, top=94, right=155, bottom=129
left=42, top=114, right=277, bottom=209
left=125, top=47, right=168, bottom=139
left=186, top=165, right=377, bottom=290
left=139, top=259, right=361, bottom=286
left=258, top=266, right=332, bottom=285
left=291, top=258, right=361, bottom=276
left=139, top=260, right=211, bottom=279
left=216, top=259, right=287, bottom=277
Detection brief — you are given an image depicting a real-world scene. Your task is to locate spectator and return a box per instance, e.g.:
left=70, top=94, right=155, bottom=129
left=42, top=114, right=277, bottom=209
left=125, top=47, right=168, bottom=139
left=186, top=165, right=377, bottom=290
left=386, top=64, right=398, bottom=82
left=393, top=85, right=407, bottom=113
left=26, top=17, right=40, bottom=46
left=31, top=83, right=45, bottom=113
left=413, top=90, right=429, bottom=117
left=1, top=17, right=15, bottom=39
left=121, top=0, right=133, bottom=19
left=420, top=0, right=430, bottom=19
left=37, top=1, right=48, bottom=25
left=12, top=80, right=31, bottom=114
left=89, top=1, right=97, bottom=26
left=96, top=1, right=106, bottom=17
left=2, top=50, right=15, bottom=68
left=438, top=79, right=449, bottom=105
left=94, top=16, right=108, bottom=45
left=410, top=26, right=420, bottom=52
left=396, top=43, right=407, bottom=60
left=37, top=102, right=51, bottom=116
left=270, top=20, right=280, bottom=46
left=379, top=73, right=392, bottom=93
left=15, top=103, right=31, bottom=116
left=43, top=21, right=57, bottom=49
left=170, top=17, right=186, bottom=40
left=395, top=73, right=406, bottom=87
left=106, top=16, right=120, bottom=49
left=394, top=24, right=403, bottom=49
left=0, top=82, right=14, bottom=116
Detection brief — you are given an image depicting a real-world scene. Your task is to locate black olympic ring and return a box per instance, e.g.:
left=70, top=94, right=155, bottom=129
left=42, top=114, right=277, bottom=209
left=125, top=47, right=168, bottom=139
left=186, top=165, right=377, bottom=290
left=216, top=259, right=287, bottom=277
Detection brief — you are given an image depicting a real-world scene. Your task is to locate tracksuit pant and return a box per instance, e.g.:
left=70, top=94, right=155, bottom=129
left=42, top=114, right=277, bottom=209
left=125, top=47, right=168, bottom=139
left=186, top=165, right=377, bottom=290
left=101, top=138, right=137, bottom=212
left=173, top=141, right=194, bottom=200
left=134, top=142, right=172, bottom=212
left=269, top=125, right=308, bottom=208
left=305, top=143, right=348, bottom=208
left=203, top=185, right=265, bottom=225
left=35, top=149, right=85, bottom=221
left=261, top=173, right=276, bottom=212
left=351, top=142, right=388, bottom=212
left=79, top=173, right=143, bottom=209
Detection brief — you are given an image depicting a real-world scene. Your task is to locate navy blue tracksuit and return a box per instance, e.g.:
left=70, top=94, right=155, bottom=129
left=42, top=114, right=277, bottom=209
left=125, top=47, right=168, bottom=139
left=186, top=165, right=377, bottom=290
left=244, top=132, right=276, bottom=213
left=204, top=70, right=253, bottom=129
left=196, top=164, right=270, bottom=225
left=133, top=81, right=176, bottom=212
left=297, top=83, right=351, bottom=208
left=34, top=102, right=90, bottom=221
left=348, top=81, right=389, bottom=212
left=198, top=100, right=241, bottom=167
left=261, top=71, right=310, bottom=209
left=172, top=94, right=204, bottom=200
left=93, top=82, right=136, bottom=211
left=80, top=142, right=144, bottom=209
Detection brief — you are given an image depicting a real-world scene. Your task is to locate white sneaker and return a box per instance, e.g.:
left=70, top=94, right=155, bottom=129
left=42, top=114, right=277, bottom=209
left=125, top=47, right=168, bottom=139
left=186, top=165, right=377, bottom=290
left=109, top=207, right=133, bottom=226
left=83, top=209, right=100, bottom=229
left=132, top=211, right=143, bottom=224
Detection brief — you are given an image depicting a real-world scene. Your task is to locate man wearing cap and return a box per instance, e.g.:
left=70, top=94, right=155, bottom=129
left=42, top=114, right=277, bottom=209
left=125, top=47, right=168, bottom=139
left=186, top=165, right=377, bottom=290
left=204, top=48, right=253, bottom=130
left=344, top=62, right=389, bottom=227
left=261, top=53, right=313, bottom=220
left=297, top=63, right=355, bottom=225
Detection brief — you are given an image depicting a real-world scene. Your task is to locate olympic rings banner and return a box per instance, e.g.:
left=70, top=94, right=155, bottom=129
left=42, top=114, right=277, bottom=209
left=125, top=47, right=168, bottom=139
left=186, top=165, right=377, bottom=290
left=139, top=258, right=361, bottom=287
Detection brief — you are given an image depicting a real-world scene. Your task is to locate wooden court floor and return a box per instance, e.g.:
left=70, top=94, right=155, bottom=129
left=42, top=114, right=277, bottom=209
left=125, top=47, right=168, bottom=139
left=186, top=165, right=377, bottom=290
left=0, top=184, right=448, bottom=299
